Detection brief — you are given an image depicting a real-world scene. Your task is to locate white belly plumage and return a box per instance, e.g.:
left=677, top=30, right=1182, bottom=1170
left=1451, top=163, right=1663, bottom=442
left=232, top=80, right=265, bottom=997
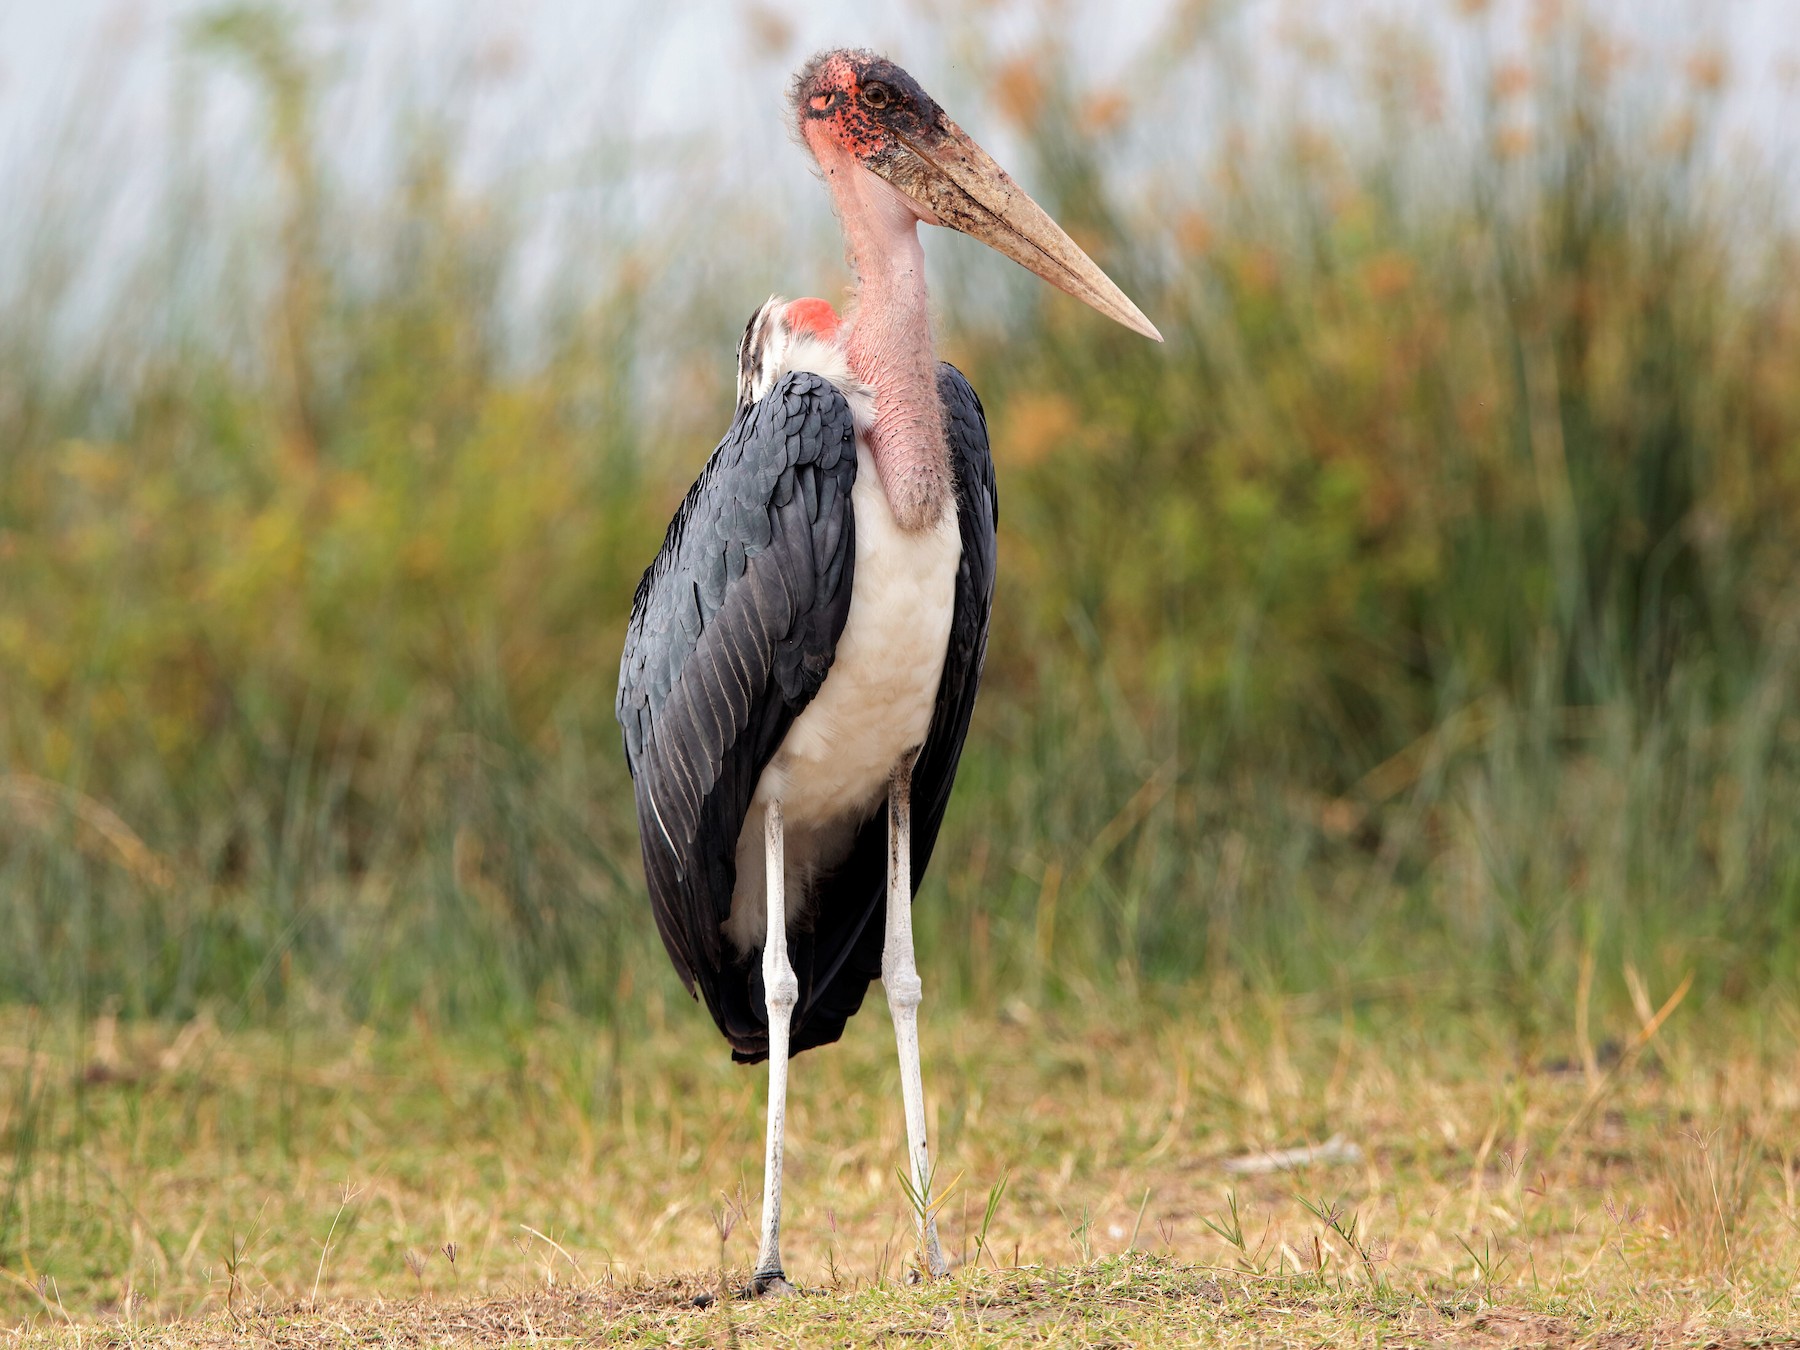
left=724, top=441, right=962, bottom=953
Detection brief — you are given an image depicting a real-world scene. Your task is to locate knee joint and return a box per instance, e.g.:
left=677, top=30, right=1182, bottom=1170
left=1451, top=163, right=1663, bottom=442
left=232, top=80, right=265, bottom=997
left=885, top=971, right=922, bottom=1011
left=765, top=961, right=799, bottom=1013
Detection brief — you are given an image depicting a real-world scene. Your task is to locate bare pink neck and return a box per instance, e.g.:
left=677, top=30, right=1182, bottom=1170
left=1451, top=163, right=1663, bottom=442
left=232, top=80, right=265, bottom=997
left=829, top=165, right=952, bottom=533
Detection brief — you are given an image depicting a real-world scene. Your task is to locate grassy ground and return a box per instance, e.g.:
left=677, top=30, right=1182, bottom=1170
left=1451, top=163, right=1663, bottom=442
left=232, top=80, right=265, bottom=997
left=14, top=1257, right=1800, bottom=1348
left=7, top=0, right=1800, bottom=1035
left=4, top=987, right=1798, bottom=1345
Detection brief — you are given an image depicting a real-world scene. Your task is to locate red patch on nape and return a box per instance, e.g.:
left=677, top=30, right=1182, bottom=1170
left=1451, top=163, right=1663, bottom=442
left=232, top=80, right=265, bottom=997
left=784, top=297, right=842, bottom=341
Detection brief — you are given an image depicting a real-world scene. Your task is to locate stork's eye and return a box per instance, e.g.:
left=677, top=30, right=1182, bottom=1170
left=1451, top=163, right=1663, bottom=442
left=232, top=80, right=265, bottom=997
left=809, top=90, right=837, bottom=112
left=862, top=82, right=892, bottom=109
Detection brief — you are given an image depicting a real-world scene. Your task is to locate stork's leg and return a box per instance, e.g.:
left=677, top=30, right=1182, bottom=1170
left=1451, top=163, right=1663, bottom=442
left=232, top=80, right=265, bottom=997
left=752, top=799, right=800, bottom=1296
left=884, top=754, right=949, bottom=1279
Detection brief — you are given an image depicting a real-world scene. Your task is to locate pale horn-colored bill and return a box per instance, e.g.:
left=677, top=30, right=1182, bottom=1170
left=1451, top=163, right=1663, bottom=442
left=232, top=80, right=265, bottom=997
left=875, top=119, right=1163, bottom=342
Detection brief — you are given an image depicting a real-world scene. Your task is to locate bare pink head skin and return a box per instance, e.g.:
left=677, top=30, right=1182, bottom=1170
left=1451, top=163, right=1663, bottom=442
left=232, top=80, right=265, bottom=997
left=790, top=50, right=1160, bottom=532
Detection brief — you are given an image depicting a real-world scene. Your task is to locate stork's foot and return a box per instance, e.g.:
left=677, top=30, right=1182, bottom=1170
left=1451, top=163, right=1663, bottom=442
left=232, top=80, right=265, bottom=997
left=748, top=1271, right=799, bottom=1299
left=695, top=1272, right=800, bottom=1306
left=905, top=1260, right=950, bottom=1286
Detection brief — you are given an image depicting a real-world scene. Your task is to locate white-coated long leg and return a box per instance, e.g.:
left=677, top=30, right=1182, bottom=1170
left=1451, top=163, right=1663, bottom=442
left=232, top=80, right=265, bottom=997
left=753, top=800, right=800, bottom=1294
left=884, top=754, right=948, bottom=1279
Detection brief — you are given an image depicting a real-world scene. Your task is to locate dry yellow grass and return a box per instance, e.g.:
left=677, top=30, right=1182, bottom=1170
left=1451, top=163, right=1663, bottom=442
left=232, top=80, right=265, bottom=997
left=2, top=985, right=1798, bottom=1345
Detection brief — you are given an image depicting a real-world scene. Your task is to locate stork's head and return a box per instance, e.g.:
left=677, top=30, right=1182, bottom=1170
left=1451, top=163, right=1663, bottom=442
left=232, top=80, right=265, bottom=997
left=791, top=49, right=1161, bottom=342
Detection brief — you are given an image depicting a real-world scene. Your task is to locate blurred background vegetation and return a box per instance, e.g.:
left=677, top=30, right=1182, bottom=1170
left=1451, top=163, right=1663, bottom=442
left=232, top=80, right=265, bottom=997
left=2, top=0, right=1797, bottom=1049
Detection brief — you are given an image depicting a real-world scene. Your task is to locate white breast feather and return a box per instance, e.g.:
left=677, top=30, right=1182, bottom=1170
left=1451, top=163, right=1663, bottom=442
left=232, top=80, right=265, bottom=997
left=722, top=337, right=961, bottom=954
left=778, top=333, right=876, bottom=432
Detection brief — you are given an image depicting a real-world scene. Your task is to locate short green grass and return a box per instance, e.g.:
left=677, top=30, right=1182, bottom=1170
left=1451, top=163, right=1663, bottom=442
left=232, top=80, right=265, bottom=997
left=4, top=988, right=1798, bottom=1345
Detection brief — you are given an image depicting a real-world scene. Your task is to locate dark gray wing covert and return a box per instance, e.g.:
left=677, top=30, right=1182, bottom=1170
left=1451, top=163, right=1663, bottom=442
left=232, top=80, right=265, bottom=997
left=911, top=365, right=999, bottom=863
left=777, top=361, right=998, bottom=1061
left=615, top=372, right=858, bottom=1043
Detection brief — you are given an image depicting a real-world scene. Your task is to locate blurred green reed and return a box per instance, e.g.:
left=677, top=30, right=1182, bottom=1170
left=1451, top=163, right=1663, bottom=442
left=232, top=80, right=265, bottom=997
left=2, top=5, right=1797, bottom=1040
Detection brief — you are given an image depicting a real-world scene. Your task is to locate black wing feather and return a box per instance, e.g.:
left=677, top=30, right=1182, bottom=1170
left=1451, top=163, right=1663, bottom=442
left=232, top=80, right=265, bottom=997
left=615, top=372, right=860, bottom=1044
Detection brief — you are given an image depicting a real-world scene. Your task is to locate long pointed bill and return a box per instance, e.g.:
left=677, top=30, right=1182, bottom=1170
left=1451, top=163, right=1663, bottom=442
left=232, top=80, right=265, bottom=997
left=870, top=118, right=1163, bottom=342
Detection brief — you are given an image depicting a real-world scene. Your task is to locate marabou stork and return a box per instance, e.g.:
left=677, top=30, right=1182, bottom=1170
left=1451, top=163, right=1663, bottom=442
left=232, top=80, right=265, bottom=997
left=615, top=49, right=1159, bottom=1294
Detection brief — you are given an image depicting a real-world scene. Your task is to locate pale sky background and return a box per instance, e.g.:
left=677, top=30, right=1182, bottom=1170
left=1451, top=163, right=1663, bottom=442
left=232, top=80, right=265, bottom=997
left=0, top=0, right=1794, bottom=363
left=4, top=1, right=1792, bottom=177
